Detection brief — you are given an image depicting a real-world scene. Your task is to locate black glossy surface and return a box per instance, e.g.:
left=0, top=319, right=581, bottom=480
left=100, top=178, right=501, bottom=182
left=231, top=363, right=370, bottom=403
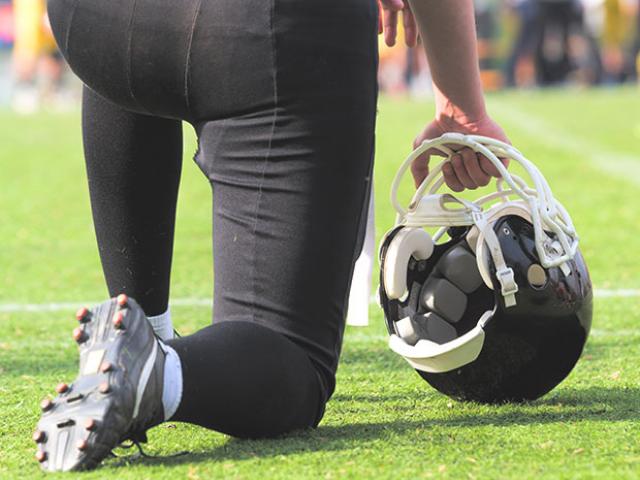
left=380, top=217, right=593, bottom=403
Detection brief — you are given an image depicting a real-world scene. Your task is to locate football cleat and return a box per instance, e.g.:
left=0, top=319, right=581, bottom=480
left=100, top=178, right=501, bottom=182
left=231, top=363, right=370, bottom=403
left=379, top=133, right=592, bottom=403
left=34, top=296, right=166, bottom=471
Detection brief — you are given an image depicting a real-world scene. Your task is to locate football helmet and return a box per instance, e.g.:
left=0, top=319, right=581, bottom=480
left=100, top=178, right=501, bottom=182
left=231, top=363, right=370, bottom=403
left=378, top=133, right=592, bottom=403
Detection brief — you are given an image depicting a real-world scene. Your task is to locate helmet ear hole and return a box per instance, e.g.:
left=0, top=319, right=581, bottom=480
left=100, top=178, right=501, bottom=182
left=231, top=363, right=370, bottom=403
left=383, top=228, right=434, bottom=300
left=527, top=264, right=548, bottom=289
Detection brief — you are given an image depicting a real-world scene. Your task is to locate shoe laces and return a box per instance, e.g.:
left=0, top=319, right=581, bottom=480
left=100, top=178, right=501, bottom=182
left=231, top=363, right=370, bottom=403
left=110, top=438, right=189, bottom=462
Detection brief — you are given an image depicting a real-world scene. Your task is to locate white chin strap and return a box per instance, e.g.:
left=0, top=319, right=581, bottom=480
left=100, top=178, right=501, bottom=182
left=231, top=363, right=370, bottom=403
left=389, top=310, right=493, bottom=374
left=383, top=133, right=579, bottom=373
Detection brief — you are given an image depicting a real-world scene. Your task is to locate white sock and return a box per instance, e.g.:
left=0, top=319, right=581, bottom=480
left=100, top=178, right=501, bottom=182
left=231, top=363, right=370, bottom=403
left=160, top=343, right=183, bottom=421
left=147, top=309, right=174, bottom=341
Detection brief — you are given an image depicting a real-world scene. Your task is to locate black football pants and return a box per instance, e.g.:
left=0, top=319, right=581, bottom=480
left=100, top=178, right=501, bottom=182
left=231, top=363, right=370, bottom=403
left=47, top=0, right=378, bottom=437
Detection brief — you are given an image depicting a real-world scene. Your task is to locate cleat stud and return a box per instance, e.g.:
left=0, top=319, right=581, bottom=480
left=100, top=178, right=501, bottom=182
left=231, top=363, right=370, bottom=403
left=76, top=439, right=88, bottom=451
left=72, top=327, right=86, bottom=343
left=33, top=430, right=46, bottom=443
left=40, top=398, right=53, bottom=412
left=35, top=450, right=47, bottom=463
left=99, top=381, right=110, bottom=394
left=55, top=383, right=69, bottom=394
left=112, top=312, right=124, bottom=329
left=84, top=418, right=96, bottom=431
left=75, top=307, right=90, bottom=323
left=100, top=361, right=113, bottom=373
left=117, top=294, right=128, bottom=308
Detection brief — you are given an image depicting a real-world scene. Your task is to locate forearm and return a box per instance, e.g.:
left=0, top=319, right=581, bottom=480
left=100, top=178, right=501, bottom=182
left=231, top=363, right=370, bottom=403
left=407, top=0, right=486, bottom=125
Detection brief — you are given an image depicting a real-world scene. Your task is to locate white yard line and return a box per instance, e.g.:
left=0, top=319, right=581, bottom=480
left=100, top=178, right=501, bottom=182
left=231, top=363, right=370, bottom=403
left=0, top=298, right=212, bottom=313
left=0, top=289, right=637, bottom=313
left=593, top=289, right=640, bottom=298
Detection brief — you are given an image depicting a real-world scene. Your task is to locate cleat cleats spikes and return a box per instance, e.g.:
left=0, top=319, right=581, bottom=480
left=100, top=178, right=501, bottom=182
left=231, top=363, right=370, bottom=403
left=116, top=294, right=128, bottom=308
left=112, top=312, right=124, bottom=329
left=56, top=383, right=69, bottom=394
left=100, top=361, right=113, bottom=373
left=72, top=327, right=86, bottom=343
left=84, top=419, right=96, bottom=431
left=34, top=296, right=166, bottom=471
left=76, top=307, right=90, bottom=323
left=40, top=398, right=53, bottom=412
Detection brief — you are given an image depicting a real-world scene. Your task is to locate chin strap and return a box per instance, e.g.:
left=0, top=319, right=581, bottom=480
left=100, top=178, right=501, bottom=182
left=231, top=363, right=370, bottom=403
left=472, top=211, right=518, bottom=307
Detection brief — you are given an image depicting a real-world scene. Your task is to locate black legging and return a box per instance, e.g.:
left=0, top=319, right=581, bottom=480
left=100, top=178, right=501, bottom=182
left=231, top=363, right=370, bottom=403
left=47, top=0, right=378, bottom=437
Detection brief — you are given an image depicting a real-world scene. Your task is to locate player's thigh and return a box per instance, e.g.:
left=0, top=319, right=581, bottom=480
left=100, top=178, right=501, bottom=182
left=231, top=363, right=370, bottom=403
left=196, top=0, right=378, bottom=393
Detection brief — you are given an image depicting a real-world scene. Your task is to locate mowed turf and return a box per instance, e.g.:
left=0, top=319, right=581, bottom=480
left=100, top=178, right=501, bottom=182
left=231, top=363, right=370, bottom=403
left=1, top=88, right=639, bottom=479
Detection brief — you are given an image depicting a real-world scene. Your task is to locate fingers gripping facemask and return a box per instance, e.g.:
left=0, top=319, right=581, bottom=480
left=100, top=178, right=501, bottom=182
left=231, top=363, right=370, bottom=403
left=380, top=133, right=580, bottom=373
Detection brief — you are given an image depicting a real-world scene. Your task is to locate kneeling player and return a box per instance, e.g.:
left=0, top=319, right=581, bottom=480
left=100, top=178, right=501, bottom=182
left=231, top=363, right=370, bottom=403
left=33, top=0, right=509, bottom=471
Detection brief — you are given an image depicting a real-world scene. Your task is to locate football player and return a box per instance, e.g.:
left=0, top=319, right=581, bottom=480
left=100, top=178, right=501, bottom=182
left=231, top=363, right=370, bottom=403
left=11, top=0, right=64, bottom=113
left=34, top=0, right=509, bottom=471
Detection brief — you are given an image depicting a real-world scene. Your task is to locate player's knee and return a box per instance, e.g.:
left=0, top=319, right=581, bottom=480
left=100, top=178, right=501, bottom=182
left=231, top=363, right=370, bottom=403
left=171, top=320, right=329, bottom=438
left=219, top=324, right=327, bottom=438
left=228, top=375, right=327, bottom=440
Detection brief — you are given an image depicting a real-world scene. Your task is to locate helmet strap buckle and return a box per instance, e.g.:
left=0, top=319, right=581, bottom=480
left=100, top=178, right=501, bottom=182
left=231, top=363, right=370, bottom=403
left=497, top=267, right=518, bottom=308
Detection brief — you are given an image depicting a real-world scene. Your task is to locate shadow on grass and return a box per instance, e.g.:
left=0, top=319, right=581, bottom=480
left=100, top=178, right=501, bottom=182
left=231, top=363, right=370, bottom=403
left=120, top=385, right=639, bottom=469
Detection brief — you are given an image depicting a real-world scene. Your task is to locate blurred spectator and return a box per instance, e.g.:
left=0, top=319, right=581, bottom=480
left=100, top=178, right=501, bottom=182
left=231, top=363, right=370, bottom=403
left=630, top=0, right=640, bottom=79
left=0, top=0, right=12, bottom=47
left=504, top=0, right=539, bottom=87
left=475, top=0, right=503, bottom=90
left=500, top=0, right=606, bottom=87
left=378, top=21, right=431, bottom=98
left=534, top=0, right=581, bottom=84
left=631, top=1, right=640, bottom=80
left=404, top=43, right=432, bottom=97
left=11, top=0, right=65, bottom=113
left=601, top=0, right=627, bottom=80
left=378, top=23, right=409, bottom=96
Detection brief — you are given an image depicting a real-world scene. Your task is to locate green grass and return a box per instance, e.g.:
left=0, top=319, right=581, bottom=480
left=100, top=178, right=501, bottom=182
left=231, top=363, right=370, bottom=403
left=1, top=88, right=639, bottom=479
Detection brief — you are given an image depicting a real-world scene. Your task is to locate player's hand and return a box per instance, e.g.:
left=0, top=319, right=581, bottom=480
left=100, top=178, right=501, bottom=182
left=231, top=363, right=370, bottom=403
left=379, top=0, right=418, bottom=47
left=411, top=115, right=510, bottom=192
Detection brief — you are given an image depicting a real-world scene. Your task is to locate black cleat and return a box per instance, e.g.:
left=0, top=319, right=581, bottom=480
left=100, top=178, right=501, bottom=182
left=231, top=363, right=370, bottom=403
left=34, top=296, right=166, bottom=471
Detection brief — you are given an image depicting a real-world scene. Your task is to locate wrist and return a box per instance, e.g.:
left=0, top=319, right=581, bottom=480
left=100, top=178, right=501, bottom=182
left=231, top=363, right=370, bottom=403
left=435, top=99, right=488, bottom=130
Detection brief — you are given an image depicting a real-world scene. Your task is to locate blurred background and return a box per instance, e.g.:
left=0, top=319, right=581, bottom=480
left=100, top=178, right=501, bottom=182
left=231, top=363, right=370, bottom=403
left=2, top=0, right=640, bottom=112
left=380, top=0, right=640, bottom=95
left=0, top=0, right=640, bottom=110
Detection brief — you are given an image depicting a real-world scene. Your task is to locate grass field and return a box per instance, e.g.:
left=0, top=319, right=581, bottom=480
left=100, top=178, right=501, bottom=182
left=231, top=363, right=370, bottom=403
left=1, top=88, right=639, bottom=479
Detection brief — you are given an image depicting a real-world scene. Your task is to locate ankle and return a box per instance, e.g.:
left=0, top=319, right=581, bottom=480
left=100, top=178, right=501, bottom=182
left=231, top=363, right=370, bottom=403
left=147, top=309, right=174, bottom=341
